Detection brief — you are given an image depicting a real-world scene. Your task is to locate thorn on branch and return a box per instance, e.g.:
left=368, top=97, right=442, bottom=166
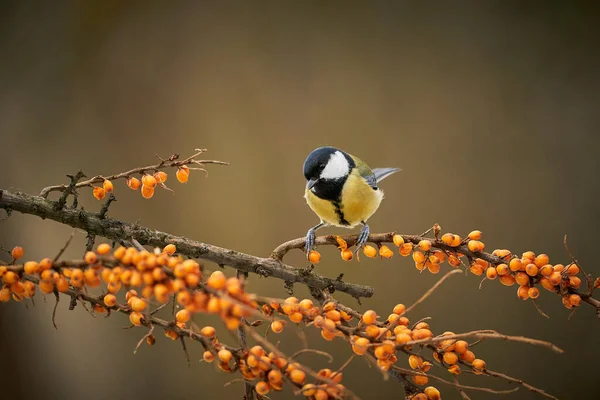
left=52, top=292, right=60, bottom=329
left=98, top=193, right=116, bottom=219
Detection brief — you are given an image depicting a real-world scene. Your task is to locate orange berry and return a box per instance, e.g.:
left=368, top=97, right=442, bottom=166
left=24, top=261, right=40, bottom=274
left=393, top=303, right=406, bottom=315
left=509, top=258, right=523, bottom=272
left=539, top=277, right=555, bottom=291
left=126, top=176, right=141, bottom=190
left=271, top=320, right=284, bottom=333
left=154, top=171, right=168, bottom=183
left=153, top=284, right=169, bottom=303
left=362, top=310, right=377, bottom=325
left=131, top=297, right=147, bottom=312
left=409, top=355, right=423, bottom=369
left=499, top=274, right=516, bottom=286
left=93, top=187, right=105, bottom=200
left=321, top=330, right=336, bottom=341
left=207, top=271, right=226, bottom=290
left=485, top=267, right=497, bottom=280
left=441, top=233, right=461, bottom=247
left=363, top=245, right=377, bottom=258
left=413, top=375, right=428, bottom=385
left=528, top=287, right=540, bottom=299
left=447, top=254, right=460, bottom=267
left=569, top=276, right=582, bottom=289
left=255, top=381, right=269, bottom=395
left=379, top=245, right=394, bottom=258
left=467, top=240, right=484, bottom=252
left=141, top=174, right=157, bottom=188
left=393, top=234, right=405, bottom=247
left=11, top=246, right=24, bottom=260
left=176, top=168, right=189, bottom=183
left=308, top=250, right=321, bottom=264
left=84, top=251, right=97, bottom=264
left=104, top=294, right=117, bottom=307
left=472, top=358, right=486, bottom=374
left=525, top=263, right=539, bottom=277
left=96, top=243, right=111, bottom=255
left=176, top=309, right=190, bottom=323
left=461, top=350, right=476, bottom=363
left=534, top=254, right=549, bottom=267
left=448, top=365, right=461, bottom=375
left=102, top=179, right=114, bottom=193
left=517, top=285, right=529, bottom=300
left=289, top=369, right=306, bottom=385
left=568, top=293, right=581, bottom=307
left=340, top=249, right=353, bottom=261
left=443, top=352, right=458, bottom=365
left=412, top=251, right=426, bottom=264
left=540, top=264, right=554, bottom=276
left=141, top=185, right=154, bottom=199
left=164, top=329, right=178, bottom=340
left=418, top=240, right=432, bottom=251
left=454, top=340, right=468, bottom=355
left=163, top=244, right=176, bottom=255
left=424, top=386, right=441, bottom=400
left=218, top=349, right=233, bottom=363
left=565, top=263, right=580, bottom=275
left=549, top=271, right=562, bottom=286
left=201, top=326, right=216, bottom=338
left=289, top=312, right=303, bottom=323
left=399, top=242, right=413, bottom=256
left=515, top=272, right=530, bottom=286
left=468, top=230, right=482, bottom=240
left=3, top=271, right=18, bottom=284
left=129, top=312, right=144, bottom=326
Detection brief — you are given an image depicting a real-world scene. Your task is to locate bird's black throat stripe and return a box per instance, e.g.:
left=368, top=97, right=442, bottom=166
left=332, top=201, right=349, bottom=226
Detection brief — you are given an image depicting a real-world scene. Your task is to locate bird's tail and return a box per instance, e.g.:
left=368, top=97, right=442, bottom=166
left=372, top=167, right=401, bottom=183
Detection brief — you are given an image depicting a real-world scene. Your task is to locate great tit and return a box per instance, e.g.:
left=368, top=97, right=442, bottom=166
left=303, top=146, right=400, bottom=254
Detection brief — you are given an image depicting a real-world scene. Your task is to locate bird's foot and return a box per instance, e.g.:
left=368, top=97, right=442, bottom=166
left=305, top=228, right=316, bottom=256
left=355, top=223, right=370, bottom=252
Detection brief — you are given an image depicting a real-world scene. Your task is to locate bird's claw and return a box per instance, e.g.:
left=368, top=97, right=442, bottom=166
left=354, top=223, right=370, bottom=253
left=305, top=229, right=316, bottom=256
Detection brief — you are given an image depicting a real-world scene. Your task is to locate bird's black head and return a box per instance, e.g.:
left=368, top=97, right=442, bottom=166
left=303, top=146, right=355, bottom=201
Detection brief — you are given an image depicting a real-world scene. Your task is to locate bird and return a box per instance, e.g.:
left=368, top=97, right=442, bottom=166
left=302, top=146, right=400, bottom=255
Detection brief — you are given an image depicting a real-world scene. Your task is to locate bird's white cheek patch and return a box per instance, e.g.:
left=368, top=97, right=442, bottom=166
left=320, top=151, right=349, bottom=180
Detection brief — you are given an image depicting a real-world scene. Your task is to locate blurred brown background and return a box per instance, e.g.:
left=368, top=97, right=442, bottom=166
left=1, top=1, right=599, bottom=399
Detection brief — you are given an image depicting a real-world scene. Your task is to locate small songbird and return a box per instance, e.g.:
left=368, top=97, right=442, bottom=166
left=303, top=146, right=400, bottom=254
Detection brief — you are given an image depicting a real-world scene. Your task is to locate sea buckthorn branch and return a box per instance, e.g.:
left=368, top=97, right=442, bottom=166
left=38, top=149, right=229, bottom=199
left=2, top=246, right=354, bottom=400
left=0, top=189, right=374, bottom=299
left=255, top=275, right=560, bottom=400
left=272, top=229, right=600, bottom=317
left=2, top=244, right=564, bottom=400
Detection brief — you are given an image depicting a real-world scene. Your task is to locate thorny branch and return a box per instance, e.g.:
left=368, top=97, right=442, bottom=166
left=0, top=189, right=374, bottom=300
left=39, top=149, right=229, bottom=198
left=272, top=232, right=600, bottom=316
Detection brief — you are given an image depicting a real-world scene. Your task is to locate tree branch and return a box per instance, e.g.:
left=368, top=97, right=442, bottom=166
left=0, top=189, right=374, bottom=300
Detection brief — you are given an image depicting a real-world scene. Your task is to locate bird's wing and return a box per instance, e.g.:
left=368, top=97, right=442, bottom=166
left=350, top=154, right=378, bottom=189
left=372, top=168, right=401, bottom=183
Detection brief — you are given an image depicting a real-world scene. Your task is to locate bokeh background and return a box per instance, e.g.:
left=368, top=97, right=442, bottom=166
left=1, top=2, right=599, bottom=399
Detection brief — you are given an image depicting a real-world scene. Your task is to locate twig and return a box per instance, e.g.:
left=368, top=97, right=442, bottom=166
left=54, top=231, right=75, bottom=262
left=405, top=269, right=462, bottom=315
left=484, top=368, right=559, bottom=400
left=52, top=292, right=60, bottom=329
left=399, top=330, right=563, bottom=354
left=453, top=375, right=473, bottom=400
left=180, top=337, right=191, bottom=368
left=289, top=348, right=334, bottom=363
left=391, top=366, right=519, bottom=395
left=39, top=149, right=229, bottom=198
left=133, top=325, right=155, bottom=354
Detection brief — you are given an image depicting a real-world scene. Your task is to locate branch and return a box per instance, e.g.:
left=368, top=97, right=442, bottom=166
left=0, top=189, right=374, bottom=300
left=39, top=149, right=229, bottom=198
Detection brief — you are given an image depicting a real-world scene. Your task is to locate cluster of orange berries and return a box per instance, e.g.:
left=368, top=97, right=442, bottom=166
left=259, top=297, right=468, bottom=399
left=1, top=243, right=257, bottom=332
left=92, top=166, right=190, bottom=200
left=309, top=230, right=587, bottom=310
left=203, top=340, right=345, bottom=399
left=439, top=231, right=583, bottom=308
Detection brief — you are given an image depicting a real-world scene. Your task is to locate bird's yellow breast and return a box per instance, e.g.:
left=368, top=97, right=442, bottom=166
left=304, top=171, right=384, bottom=227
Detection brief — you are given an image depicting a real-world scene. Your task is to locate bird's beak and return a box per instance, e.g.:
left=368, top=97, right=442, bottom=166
left=306, top=178, right=318, bottom=190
